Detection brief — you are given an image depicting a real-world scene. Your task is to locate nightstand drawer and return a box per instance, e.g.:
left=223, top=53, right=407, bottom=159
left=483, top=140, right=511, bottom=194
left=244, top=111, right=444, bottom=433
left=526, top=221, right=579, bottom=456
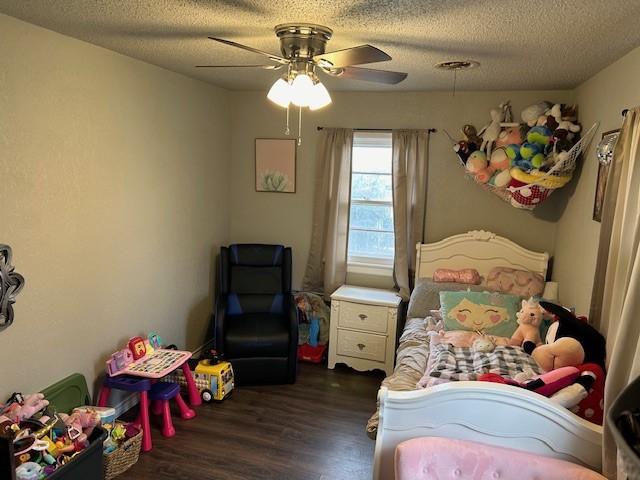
left=336, top=329, right=386, bottom=362
left=338, top=301, right=388, bottom=334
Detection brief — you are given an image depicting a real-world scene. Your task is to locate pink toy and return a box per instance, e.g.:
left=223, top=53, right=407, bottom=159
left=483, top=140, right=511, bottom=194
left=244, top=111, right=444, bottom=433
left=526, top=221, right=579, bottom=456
left=60, top=409, right=100, bottom=445
left=106, top=348, right=134, bottom=375
left=510, top=297, right=544, bottom=350
left=432, top=268, right=481, bottom=285
left=1, top=393, right=49, bottom=423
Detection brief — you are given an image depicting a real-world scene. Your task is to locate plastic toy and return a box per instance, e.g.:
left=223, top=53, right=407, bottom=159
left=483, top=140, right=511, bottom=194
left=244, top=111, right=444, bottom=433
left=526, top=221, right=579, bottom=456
left=128, top=336, right=147, bottom=360
left=106, top=348, right=134, bottom=376
left=164, top=357, right=234, bottom=403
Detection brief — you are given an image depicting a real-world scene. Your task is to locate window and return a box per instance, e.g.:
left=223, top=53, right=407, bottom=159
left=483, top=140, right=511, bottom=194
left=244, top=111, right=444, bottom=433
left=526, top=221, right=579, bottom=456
left=348, top=131, right=394, bottom=268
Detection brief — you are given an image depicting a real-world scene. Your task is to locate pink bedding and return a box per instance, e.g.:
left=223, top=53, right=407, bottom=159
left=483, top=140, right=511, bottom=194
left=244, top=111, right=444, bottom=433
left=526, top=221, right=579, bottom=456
left=417, top=331, right=512, bottom=388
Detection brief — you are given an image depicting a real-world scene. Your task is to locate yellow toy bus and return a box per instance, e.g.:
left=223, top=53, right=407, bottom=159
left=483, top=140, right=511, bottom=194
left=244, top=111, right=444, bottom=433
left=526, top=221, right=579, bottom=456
left=165, top=359, right=234, bottom=402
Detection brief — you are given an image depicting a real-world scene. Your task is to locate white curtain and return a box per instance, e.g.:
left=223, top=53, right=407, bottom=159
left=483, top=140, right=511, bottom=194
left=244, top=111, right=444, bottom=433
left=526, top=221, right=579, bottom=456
left=302, top=128, right=353, bottom=298
left=590, top=108, right=640, bottom=478
left=392, top=130, right=430, bottom=301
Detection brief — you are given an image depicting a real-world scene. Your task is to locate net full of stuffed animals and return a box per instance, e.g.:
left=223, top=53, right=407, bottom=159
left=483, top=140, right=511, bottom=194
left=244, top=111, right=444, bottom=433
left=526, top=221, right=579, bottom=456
left=450, top=101, right=598, bottom=210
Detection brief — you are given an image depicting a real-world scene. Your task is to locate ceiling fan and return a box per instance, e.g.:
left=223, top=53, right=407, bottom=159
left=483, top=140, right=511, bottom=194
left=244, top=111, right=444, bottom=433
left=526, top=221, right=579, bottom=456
left=197, top=23, right=408, bottom=111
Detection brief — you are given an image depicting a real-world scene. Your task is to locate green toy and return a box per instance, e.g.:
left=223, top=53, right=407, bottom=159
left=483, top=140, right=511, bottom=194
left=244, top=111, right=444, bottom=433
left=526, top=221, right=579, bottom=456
left=527, top=126, right=553, bottom=146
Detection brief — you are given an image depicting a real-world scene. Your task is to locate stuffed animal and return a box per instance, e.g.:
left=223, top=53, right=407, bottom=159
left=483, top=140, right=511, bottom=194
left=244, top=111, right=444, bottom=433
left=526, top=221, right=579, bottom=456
left=462, top=124, right=481, bottom=146
left=453, top=141, right=476, bottom=165
left=479, top=106, right=505, bottom=157
left=528, top=301, right=606, bottom=410
left=60, top=409, right=101, bottom=445
left=526, top=126, right=553, bottom=147
left=466, top=151, right=492, bottom=183
left=517, top=143, right=544, bottom=171
left=495, top=126, right=522, bottom=148
left=533, top=301, right=606, bottom=370
left=521, top=101, right=552, bottom=127
left=510, top=297, right=544, bottom=350
left=1, top=393, right=49, bottom=423
left=472, top=333, right=496, bottom=353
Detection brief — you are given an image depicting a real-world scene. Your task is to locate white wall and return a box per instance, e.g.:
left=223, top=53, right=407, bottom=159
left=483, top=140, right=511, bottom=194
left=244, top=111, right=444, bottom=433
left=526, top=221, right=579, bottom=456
left=0, top=14, right=231, bottom=399
left=229, top=90, right=573, bottom=289
left=552, top=45, right=640, bottom=315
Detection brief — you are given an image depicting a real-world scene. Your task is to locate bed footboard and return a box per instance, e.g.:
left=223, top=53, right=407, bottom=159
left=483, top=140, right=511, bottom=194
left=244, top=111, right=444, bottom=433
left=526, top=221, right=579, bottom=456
left=373, top=382, right=603, bottom=480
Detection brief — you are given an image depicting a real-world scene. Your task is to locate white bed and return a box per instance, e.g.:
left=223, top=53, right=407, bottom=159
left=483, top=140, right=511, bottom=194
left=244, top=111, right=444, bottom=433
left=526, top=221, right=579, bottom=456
left=372, top=230, right=603, bottom=480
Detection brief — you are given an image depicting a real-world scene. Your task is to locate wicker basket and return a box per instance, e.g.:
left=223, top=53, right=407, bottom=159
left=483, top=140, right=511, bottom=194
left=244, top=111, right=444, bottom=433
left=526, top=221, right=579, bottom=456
left=103, top=423, right=143, bottom=480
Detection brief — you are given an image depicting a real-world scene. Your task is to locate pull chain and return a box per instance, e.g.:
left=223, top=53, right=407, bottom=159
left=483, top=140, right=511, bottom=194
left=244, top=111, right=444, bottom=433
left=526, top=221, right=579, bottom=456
left=285, top=104, right=290, bottom=135
left=452, top=69, right=457, bottom=97
left=297, top=106, right=302, bottom=146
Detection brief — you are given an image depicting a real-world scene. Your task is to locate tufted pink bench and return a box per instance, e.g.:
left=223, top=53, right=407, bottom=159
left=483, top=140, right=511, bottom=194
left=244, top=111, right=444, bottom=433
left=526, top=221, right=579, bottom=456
left=395, top=437, right=606, bottom=480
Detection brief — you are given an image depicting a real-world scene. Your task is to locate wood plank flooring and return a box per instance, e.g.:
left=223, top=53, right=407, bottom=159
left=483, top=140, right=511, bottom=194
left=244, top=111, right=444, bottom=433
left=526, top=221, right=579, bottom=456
left=124, top=363, right=384, bottom=480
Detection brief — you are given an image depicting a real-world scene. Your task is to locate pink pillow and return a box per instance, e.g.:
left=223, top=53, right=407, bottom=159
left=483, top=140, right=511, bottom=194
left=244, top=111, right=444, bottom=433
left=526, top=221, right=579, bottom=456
left=486, top=267, right=545, bottom=297
left=433, top=268, right=481, bottom=285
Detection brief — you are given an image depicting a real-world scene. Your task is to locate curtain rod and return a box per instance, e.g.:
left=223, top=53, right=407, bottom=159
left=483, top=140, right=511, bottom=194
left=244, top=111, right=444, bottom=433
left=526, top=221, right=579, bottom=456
left=316, top=127, right=437, bottom=133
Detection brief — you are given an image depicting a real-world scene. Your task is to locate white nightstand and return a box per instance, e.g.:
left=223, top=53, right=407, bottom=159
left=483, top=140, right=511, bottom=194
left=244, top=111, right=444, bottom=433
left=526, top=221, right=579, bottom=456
left=328, top=285, right=401, bottom=376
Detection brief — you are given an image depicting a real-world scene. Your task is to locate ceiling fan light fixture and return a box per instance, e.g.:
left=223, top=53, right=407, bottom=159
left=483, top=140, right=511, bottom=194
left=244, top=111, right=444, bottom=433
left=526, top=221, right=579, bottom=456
left=290, top=73, right=314, bottom=107
left=267, top=77, right=291, bottom=108
left=308, top=81, right=332, bottom=110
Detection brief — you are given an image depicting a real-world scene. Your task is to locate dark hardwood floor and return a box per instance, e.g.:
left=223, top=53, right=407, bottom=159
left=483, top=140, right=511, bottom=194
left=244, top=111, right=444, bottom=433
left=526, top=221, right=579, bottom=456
left=124, top=363, right=384, bottom=480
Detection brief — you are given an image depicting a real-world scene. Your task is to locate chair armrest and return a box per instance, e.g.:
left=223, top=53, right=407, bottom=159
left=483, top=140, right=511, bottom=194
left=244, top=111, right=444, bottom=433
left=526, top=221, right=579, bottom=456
left=287, top=294, right=299, bottom=344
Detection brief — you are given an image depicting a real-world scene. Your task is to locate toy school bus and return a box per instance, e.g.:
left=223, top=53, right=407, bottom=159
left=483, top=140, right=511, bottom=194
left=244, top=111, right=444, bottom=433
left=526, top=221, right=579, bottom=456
left=165, top=359, right=234, bottom=402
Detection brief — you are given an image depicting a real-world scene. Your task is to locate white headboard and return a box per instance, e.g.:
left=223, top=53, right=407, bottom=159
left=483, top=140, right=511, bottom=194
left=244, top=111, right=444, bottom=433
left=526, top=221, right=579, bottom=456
left=415, top=230, right=550, bottom=282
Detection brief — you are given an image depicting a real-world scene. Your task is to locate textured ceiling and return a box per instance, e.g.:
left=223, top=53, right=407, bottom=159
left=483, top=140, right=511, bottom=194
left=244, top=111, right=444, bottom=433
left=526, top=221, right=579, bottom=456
left=1, top=0, right=640, bottom=92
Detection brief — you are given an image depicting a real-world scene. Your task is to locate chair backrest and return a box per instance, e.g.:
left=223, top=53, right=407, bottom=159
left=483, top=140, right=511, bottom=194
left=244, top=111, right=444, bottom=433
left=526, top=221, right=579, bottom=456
left=219, top=244, right=292, bottom=316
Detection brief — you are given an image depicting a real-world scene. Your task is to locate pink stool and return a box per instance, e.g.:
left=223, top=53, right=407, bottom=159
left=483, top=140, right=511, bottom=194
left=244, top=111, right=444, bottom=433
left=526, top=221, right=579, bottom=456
left=148, top=382, right=195, bottom=438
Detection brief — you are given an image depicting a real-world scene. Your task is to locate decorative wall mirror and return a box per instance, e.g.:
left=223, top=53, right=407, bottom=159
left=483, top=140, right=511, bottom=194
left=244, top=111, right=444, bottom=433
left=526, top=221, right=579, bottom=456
left=0, top=245, right=25, bottom=332
left=593, top=129, right=620, bottom=222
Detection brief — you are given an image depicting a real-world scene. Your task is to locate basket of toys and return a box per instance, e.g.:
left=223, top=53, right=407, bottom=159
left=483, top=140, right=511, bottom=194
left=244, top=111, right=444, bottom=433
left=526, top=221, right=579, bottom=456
left=451, top=101, right=598, bottom=210
left=103, top=421, right=142, bottom=480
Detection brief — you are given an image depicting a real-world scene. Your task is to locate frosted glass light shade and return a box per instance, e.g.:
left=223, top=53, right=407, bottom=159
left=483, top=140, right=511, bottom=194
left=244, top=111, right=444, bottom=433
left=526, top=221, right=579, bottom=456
left=290, top=74, right=314, bottom=107
left=308, top=81, right=332, bottom=110
left=267, top=78, right=291, bottom=108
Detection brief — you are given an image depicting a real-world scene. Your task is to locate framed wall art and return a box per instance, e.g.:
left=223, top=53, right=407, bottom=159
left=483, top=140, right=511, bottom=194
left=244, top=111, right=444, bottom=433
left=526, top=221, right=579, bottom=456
left=255, top=138, right=296, bottom=193
left=593, top=128, right=620, bottom=222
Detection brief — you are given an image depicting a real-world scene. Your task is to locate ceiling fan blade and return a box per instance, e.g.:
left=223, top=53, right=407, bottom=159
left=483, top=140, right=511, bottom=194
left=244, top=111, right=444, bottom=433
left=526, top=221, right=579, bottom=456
left=196, top=64, right=282, bottom=70
left=313, top=45, right=391, bottom=68
left=208, top=37, right=288, bottom=64
left=330, top=66, right=408, bottom=85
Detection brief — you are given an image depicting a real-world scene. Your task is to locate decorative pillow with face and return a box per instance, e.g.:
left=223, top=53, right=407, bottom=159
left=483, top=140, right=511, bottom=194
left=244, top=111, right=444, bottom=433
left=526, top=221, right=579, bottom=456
left=440, top=290, right=521, bottom=337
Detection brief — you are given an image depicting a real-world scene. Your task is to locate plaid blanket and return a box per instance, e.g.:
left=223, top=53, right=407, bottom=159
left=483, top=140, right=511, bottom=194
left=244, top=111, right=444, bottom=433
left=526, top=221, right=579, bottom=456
left=428, top=343, right=542, bottom=381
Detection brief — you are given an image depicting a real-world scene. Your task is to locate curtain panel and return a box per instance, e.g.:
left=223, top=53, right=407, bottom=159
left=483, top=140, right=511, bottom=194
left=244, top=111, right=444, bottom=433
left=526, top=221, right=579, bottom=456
left=301, top=128, right=354, bottom=298
left=589, top=108, right=640, bottom=478
left=391, top=130, right=430, bottom=301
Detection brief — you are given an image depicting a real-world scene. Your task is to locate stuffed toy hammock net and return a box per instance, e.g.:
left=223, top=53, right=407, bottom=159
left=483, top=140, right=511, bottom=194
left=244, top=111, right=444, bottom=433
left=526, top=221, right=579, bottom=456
left=486, top=123, right=597, bottom=209
left=453, top=100, right=598, bottom=210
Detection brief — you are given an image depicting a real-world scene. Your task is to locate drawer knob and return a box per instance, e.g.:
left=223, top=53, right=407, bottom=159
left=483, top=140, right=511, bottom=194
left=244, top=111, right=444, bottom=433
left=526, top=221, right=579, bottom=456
left=357, top=343, right=366, bottom=350
left=358, top=314, right=368, bottom=320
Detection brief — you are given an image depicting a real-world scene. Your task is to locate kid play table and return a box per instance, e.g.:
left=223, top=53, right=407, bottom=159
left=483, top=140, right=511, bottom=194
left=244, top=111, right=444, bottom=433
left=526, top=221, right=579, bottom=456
left=98, top=349, right=201, bottom=452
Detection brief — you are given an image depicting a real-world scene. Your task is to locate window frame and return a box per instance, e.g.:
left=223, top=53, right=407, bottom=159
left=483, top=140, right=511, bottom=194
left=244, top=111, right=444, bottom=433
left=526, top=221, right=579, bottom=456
left=347, top=131, right=394, bottom=271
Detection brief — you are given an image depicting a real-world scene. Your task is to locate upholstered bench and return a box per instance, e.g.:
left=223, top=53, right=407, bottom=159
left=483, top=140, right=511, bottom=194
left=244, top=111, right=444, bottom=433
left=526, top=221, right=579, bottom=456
left=395, top=437, right=606, bottom=480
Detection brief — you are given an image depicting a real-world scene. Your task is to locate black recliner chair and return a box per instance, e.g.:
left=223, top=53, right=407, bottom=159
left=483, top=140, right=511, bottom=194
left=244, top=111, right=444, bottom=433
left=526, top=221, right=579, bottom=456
left=209, top=244, right=298, bottom=385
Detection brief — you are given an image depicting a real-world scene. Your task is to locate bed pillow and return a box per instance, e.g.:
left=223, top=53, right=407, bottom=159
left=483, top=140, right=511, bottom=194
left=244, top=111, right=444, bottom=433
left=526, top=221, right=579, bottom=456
left=406, top=279, right=488, bottom=319
left=433, top=268, right=481, bottom=285
left=440, top=290, right=521, bottom=337
left=486, top=267, right=545, bottom=298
